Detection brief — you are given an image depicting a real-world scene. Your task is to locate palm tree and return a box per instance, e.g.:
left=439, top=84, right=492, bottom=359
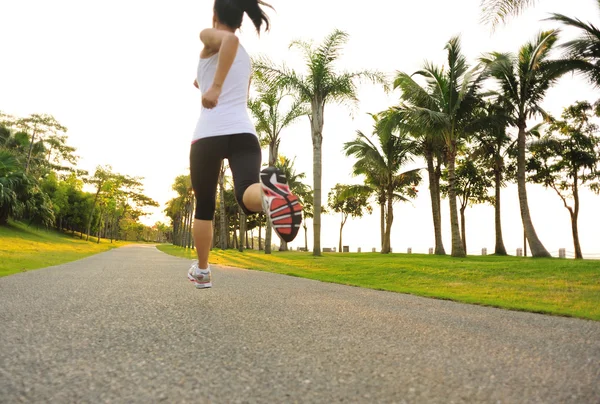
left=275, top=156, right=310, bottom=251
left=471, top=102, right=514, bottom=256
left=248, top=80, right=308, bottom=254
left=253, top=29, right=385, bottom=256
left=393, top=36, right=484, bottom=257
left=0, top=150, right=28, bottom=225
left=379, top=110, right=447, bottom=255
left=481, top=30, right=573, bottom=257
left=548, top=7, right=600, bottom=86
left=344, top=116, right=421, bottom=254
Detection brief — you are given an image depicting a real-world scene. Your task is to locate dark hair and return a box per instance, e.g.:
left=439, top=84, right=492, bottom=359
left=214, top=0, right=272, bottom=33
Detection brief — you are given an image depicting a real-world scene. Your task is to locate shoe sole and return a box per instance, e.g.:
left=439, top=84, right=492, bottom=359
left=260, top=168, right=302, bottom=243
left=188, top=272, right=212, bottom=289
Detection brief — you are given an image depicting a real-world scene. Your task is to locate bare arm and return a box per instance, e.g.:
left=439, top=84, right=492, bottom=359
left=200, top=28, right=239, bottom=89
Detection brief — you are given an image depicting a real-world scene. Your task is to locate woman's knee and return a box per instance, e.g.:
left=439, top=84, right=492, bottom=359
left=194, top=198, right=216, bottom=221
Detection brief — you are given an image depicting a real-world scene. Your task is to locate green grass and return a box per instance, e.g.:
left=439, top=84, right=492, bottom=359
left=158, top=245, right=600, bottom=321
left=0, top=221, right=130, bottom=277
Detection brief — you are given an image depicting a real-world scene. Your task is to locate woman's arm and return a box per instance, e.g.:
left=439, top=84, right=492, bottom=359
left=200, top=28, right=240, bottom=109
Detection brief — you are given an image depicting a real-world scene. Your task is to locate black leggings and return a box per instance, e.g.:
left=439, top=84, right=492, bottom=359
left=190, top=133, right=261, bottom=220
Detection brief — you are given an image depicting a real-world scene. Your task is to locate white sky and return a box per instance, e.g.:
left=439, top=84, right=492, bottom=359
left=1, top=0, right=599, bottom=257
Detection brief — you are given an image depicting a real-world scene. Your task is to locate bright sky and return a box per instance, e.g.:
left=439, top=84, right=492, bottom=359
left=2, top=0, right=599, bottom=257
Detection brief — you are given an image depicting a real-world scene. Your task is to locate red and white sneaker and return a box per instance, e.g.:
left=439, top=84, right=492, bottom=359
left=260, top=167, right=303, bottom=243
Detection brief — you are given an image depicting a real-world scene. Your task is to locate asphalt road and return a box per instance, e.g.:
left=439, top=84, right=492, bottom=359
left=1, top=245, right=599, bottom=403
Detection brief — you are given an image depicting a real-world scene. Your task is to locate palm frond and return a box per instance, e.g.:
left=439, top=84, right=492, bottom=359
left=393, top=72, right=440, bottom=111
left=280, top=97, right=310, bottom=129
left=481, top=0, right=538, bottom=28
left=252, top=56, right=312, bottom=100
left=314, top=30, right=350, bottom=71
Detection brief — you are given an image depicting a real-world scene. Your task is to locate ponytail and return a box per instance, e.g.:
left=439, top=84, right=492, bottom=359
left=242, top=0, right=271, bottom=33
left=213, top=0, right=273, bottom=34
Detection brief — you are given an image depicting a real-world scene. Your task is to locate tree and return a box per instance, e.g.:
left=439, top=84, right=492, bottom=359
left=344, top=117, right=421, bottom=254
left=482, top=30, right=573, bottom=257
left=379, top=110, right=447, bottom=255
left=393, top=36, right=484, bottom=257
left=549, top=6, right=600, bottom=86
left=254, top=29, right=385, bottom=256
left=528, top=101, right=600, bottom=259
left=442, top=156, right=492, bottom=253
left=14, top=114, right=67, bottom=174
left=275, top=155, right=309, bottom=251
left=471, top=102, right=514, bottom=255
left=328, top=184, right=372, bottom=253
left=0, top=150, right=28, bottom=225
left=248, top=80, right=308, bottom=254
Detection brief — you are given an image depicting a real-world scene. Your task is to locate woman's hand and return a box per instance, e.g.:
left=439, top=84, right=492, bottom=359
left=202, top=84, right=222, bottom=109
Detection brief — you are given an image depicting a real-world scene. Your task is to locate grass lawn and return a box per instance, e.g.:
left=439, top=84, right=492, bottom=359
left=158, top=245, right=600, bottom=321
left=0, top=221, right=130, bottom=277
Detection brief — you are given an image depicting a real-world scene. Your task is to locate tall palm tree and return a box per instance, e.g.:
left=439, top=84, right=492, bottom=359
left=344, top=116, right=421, bottom=254
left=471, top=102, right=514, bottom=256
left=275, top=156, right=310, bottom=251
left=548, top=6, right=600, bottom=86
left=253, top=29, right=385, bottom=256
left=379, top=110, right=447, bottom=255
left=393, top=36, right=484, bottom=257
left=481, top=30, right=572, bottom=257
left=248, top=80, right=308, bottom=254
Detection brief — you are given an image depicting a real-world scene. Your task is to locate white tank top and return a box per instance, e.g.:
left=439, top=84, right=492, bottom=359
left=192, top=44, right=257, bottom=142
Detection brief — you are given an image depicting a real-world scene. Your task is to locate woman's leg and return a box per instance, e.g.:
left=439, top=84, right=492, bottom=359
left=227, top=134, right=263, bottom=214
left=190, top=137, right=226, bottom=269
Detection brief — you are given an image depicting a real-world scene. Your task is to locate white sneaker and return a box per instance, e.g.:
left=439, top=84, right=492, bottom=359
left=187, top=262, right=212, bottom=289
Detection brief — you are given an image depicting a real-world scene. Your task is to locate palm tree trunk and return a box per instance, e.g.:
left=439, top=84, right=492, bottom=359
left=304, top=223, right=308, bottom=251
left=86, top=188, right=102, bottom=242
left=447, top=144, right=465, bottom=257
left=238, top=209, right=245, bottom=252
left=382, top=187, right=394, bottom=254
left=460, top=205, right=467, bottom=253
left=435, top=159, right=444, bottom=253
left=494, top=167, right=507, bottom=255
left=379, top=193, right=385, bottom=252
left=265, top=142, right=279, bottom=255
left=426, top=149, right=446, bottom=255
left=25, top=125, right=38, bottom=174
left=258, top=221, right=263, bottom=250
left=516, top=125, right=550, bottom=257
left=265, top=223, right=273, bottom=254
left=219, top=168, right=227, bottom=249
left=311, top=103, right=324, bottom=256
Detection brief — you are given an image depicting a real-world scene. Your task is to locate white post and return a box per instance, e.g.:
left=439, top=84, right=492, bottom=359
left=357, top=247, right=361, bottom=253
left=372, top=248, right=376, bottom=253
left=407, top=248, right=412, bottom=254
left=482, top=248, right=487, bottom=256
left=429, top=248, right=434, bottom=255
left=559, top=248, right=566, bottom=258
left=517, top=248, right=523, bottom=257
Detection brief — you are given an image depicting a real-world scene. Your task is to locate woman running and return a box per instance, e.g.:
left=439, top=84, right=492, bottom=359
left=188, top=0, right=302, bottom=289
